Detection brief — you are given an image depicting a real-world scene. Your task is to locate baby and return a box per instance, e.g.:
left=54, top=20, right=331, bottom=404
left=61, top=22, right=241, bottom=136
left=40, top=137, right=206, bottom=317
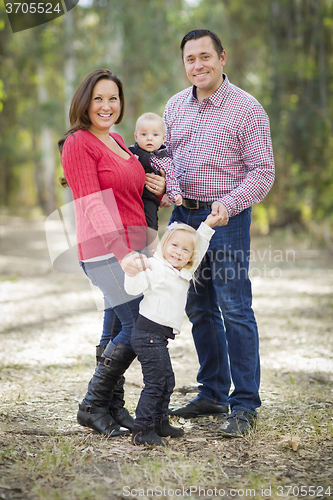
left=129, top=113, right=182, bottom=236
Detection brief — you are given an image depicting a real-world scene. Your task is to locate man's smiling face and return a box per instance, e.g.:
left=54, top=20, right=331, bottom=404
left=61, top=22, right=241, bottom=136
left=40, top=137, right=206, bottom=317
left=182, top=36, right=226, bottom=101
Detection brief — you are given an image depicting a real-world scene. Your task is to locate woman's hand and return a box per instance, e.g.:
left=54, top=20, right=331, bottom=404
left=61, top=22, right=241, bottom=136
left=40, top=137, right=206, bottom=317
left=145, top=170, right=166, bottom=196
left=120, top=252, right=151, bottom=277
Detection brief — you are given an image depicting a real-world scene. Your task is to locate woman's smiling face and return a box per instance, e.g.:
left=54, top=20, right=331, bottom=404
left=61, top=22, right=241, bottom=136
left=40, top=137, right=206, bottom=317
left=88, top=79, right=121, bottom=133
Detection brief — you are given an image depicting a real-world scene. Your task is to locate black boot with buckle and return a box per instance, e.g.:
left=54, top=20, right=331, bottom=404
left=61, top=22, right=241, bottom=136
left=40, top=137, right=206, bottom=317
left=77, top=342, right=136, bottom=436
left=95, top=345, right=134, bottom=431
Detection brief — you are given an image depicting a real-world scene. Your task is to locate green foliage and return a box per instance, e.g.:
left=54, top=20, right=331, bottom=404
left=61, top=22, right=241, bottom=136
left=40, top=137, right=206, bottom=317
left=0, top=0, right=332, bottom=239
left=264, top=0, right=333, bottom=230
left=0, top=80, right=6, bottom=112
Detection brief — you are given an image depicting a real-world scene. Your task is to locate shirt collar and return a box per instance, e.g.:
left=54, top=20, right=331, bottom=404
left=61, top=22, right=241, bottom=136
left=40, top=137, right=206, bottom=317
left=190, top=73, right=229, bottom=107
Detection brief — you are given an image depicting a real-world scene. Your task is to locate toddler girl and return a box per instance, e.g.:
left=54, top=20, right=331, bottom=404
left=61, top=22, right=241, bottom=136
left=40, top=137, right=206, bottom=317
left=124, top=213, right=222, bottom=445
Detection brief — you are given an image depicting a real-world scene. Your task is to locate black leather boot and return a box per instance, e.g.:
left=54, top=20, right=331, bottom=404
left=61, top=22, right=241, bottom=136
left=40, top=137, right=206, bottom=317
left=95, top=344, right=107, bottom=365
left=95, top=345, right=134, bottom=431
left=109, top=377, right=134, bottom=431
left=155, top=417, right=184, bottom=438
left=77, top=342, right=136, bottom=436
left=132, top=423, right=168, bottom=446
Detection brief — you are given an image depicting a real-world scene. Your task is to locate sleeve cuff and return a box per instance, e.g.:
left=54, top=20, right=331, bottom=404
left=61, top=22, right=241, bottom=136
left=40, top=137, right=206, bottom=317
left=217, top=196, right=234, bottom=217
left=197, top=222, right=215, bottom=240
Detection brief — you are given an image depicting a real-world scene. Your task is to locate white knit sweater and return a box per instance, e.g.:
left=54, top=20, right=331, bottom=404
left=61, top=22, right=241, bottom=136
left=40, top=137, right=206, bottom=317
left=124, top=222, right=214, bottom=333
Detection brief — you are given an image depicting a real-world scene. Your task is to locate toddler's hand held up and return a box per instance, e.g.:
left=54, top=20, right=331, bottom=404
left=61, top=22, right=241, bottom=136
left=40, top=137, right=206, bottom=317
left=204, top=213, right=224, bottom=227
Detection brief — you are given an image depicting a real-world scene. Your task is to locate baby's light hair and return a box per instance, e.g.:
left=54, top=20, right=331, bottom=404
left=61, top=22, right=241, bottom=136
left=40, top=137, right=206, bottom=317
left=135, top=112, right=166, bottom=134
left=157, top=222, right=201, bottom=273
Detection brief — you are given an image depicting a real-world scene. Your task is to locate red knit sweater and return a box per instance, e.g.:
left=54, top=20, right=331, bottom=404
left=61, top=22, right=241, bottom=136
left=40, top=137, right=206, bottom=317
left=61, top=129, right=147, bottom=261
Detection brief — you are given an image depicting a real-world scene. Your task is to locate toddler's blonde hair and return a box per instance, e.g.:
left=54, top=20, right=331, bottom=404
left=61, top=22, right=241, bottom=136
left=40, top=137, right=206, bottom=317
left=157, top=223, right=201, bottom=273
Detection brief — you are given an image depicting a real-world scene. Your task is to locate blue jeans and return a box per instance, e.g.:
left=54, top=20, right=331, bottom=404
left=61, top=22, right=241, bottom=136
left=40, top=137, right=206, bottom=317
left=131, top=328, right=175, bottom=427
left=100, top=308, right=121, bottom=345
left=80, top=258, right=142, bottom=349
left=170, top=206, right=261, bottom=415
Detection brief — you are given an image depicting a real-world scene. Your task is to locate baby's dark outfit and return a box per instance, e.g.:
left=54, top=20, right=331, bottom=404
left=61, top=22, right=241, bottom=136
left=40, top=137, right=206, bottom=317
left=129, top=143, right=164, bottom=231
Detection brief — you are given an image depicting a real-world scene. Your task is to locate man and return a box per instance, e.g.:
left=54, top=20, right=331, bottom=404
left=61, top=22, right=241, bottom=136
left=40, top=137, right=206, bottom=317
left=164, top=29, right=274, bottom=436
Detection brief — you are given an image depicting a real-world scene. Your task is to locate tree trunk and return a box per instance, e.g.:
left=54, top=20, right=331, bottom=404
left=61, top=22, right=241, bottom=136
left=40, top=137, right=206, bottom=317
left=37, top=66, right=56, bottom=215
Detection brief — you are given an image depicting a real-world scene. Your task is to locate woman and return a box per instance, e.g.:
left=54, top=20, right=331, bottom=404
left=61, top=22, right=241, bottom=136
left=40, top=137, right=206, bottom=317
left=59, top=69, right=165, bottom=437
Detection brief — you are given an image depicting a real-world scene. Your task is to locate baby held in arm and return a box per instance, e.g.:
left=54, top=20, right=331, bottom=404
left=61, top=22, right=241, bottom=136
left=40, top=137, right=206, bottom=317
left=129, top=112, right=182, bottom=250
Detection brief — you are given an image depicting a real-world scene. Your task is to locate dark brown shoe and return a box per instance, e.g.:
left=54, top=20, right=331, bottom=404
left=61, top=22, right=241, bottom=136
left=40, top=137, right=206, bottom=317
left=169, top=395, right=228, bottom=418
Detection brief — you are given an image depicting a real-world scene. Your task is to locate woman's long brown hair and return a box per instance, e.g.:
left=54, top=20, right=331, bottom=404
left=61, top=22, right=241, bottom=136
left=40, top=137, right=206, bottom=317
left=58, top=69, right=125, bottom=187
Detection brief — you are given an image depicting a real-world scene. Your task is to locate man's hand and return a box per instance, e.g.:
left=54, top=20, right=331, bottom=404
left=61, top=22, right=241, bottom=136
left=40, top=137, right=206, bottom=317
left=211, top=202, right=229, bottom=226
left=120, top=252, right=151, bottom=277
left=145, top=170, right=166, bottom=195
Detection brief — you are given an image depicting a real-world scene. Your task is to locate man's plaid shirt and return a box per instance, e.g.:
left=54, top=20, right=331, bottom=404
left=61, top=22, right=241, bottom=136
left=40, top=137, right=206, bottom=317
left=163, top=74, right=275, bottom=217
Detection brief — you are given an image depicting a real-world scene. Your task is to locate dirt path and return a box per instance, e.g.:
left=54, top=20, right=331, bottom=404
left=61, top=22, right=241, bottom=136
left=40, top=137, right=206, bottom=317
left=0, top=215, right=333, bottom=500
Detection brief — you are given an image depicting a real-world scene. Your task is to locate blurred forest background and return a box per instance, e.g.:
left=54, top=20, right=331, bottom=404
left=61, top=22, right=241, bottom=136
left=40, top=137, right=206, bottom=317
left=0, top=0, right=332, bottom=242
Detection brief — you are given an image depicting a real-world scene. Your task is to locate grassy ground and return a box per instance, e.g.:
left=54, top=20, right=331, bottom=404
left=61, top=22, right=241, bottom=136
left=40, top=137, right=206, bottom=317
left=1, top=374, right=332, bottom=499
left=0, top=214, right=333, bottom=499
